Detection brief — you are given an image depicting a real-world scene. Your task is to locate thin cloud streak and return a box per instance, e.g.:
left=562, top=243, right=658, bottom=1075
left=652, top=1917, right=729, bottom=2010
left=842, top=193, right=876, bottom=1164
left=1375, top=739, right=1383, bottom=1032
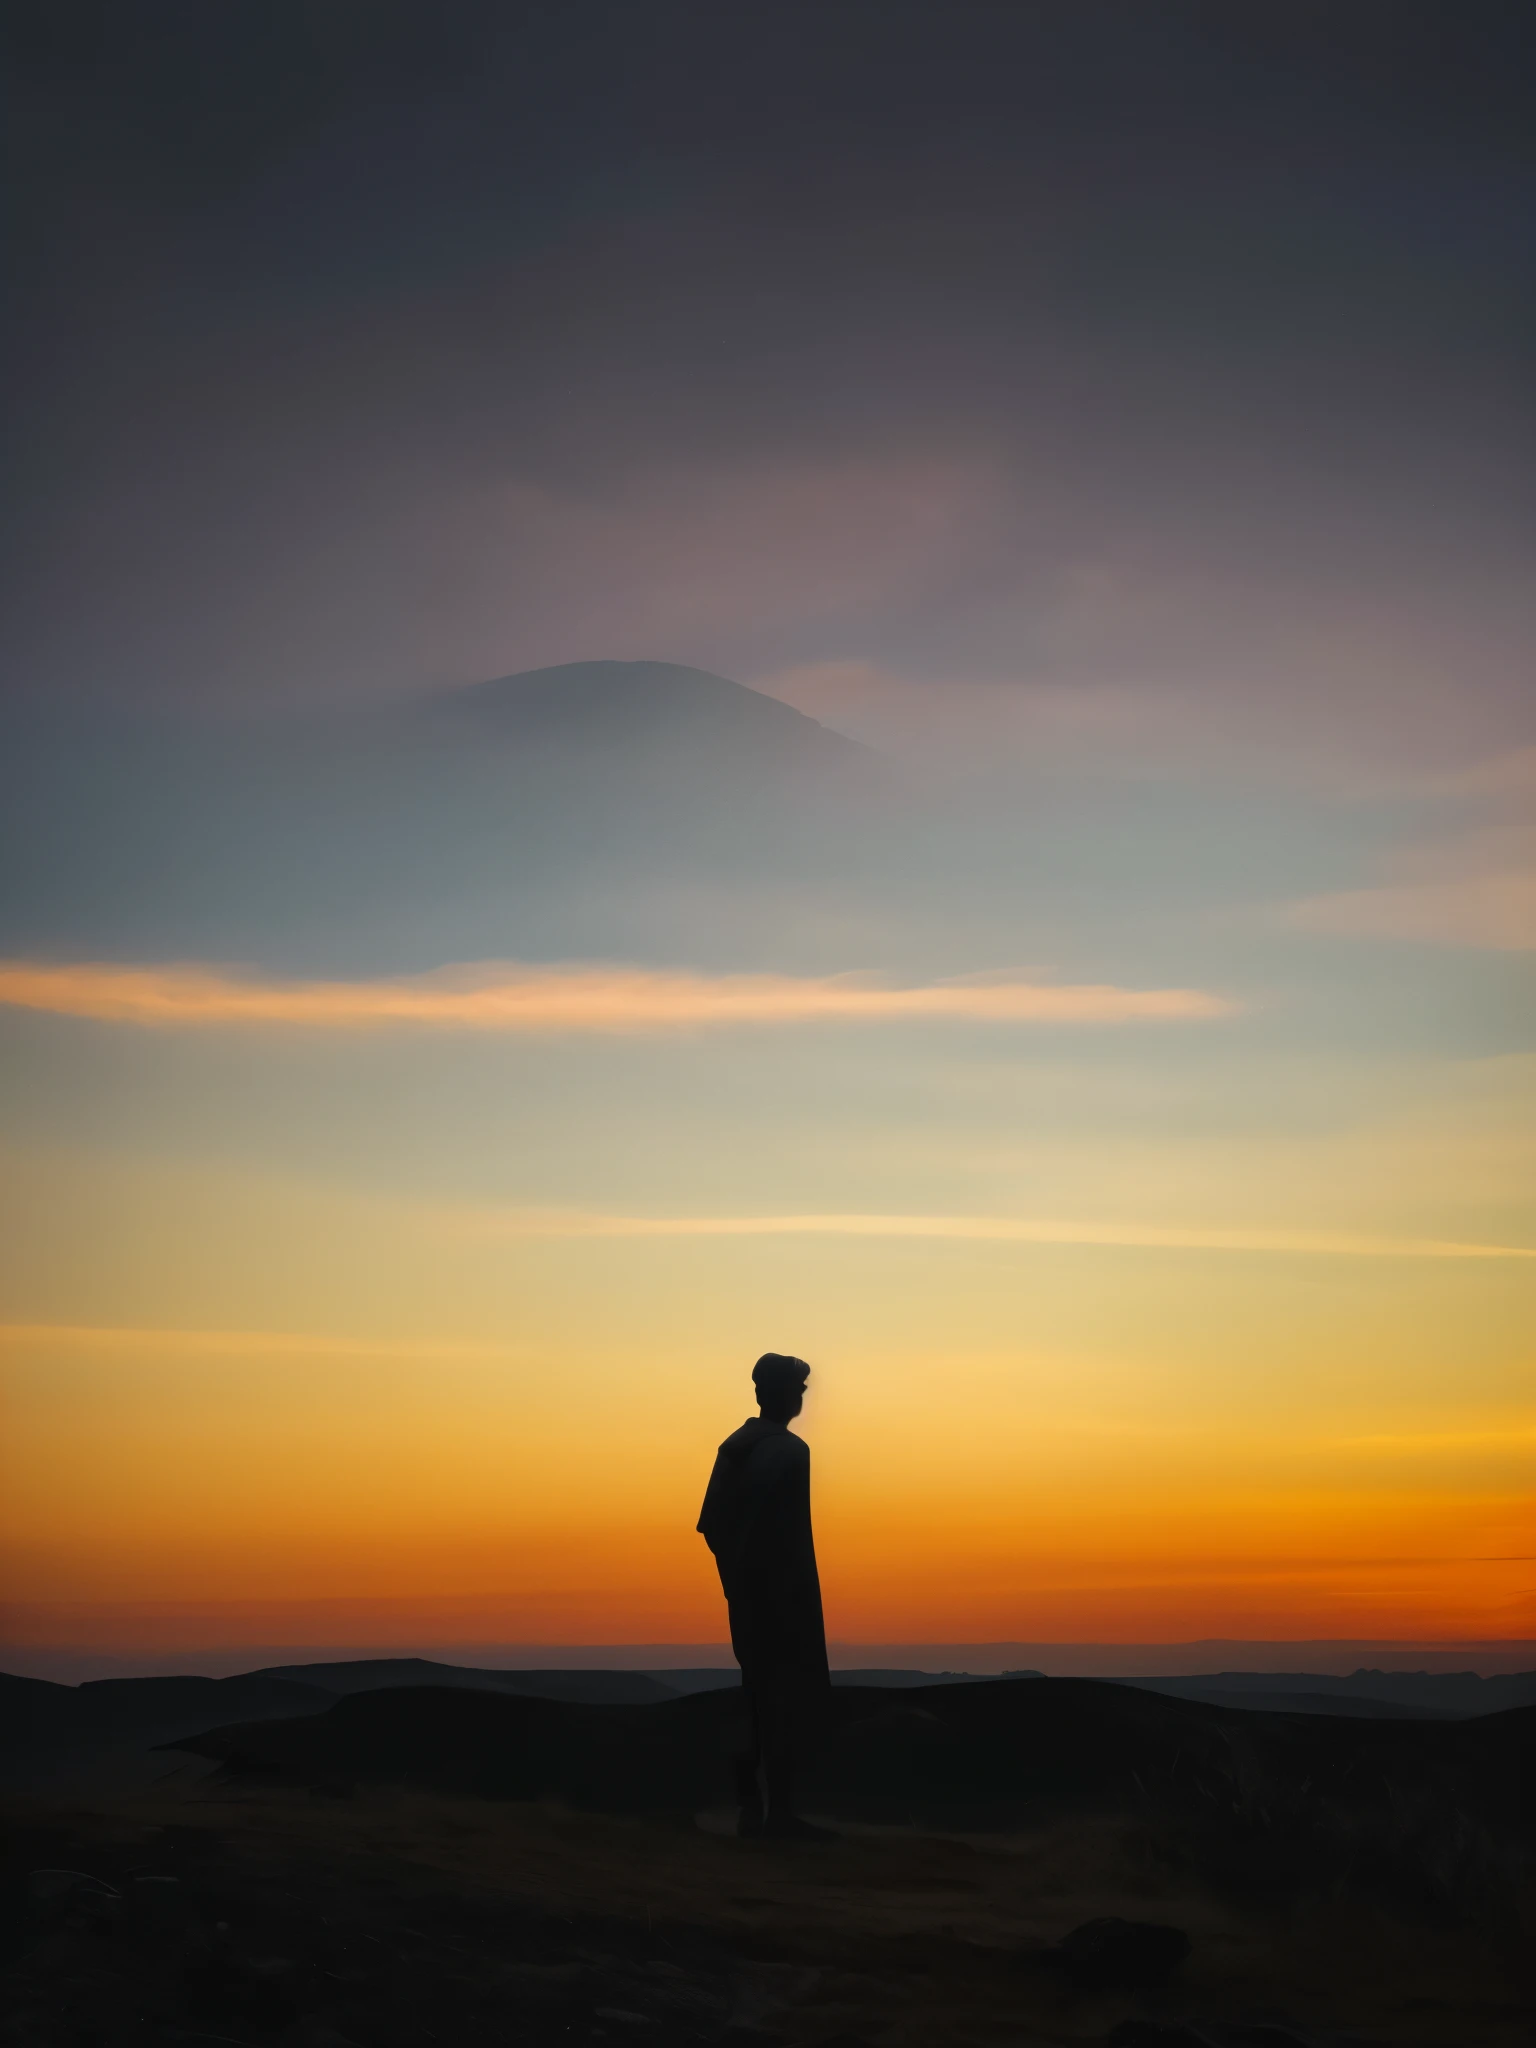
left=466, top=1211, right=1536, bottom=1260
left=0, top=960, right=1234, bottom=1032
left=1330, top=1427, right=1536, bottom=1454
left=1289, top=872, right=1536, bottom=951
left=1287, top=822, right=1536, bottom=951
left=0, top=1324, right=523, bottom=1363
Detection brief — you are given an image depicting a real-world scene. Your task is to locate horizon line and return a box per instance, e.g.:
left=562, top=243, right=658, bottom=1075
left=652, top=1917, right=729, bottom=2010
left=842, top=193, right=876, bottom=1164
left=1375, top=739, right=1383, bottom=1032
left=7, top=1636, right=1532, bottom=1684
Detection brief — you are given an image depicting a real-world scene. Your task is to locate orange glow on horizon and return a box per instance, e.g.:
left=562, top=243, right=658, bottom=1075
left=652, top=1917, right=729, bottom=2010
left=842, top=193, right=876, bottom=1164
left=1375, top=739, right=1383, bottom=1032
left=4, top=1314, right=1530, bottom=1657
left=2, top=1039, right=1529, bottom=1666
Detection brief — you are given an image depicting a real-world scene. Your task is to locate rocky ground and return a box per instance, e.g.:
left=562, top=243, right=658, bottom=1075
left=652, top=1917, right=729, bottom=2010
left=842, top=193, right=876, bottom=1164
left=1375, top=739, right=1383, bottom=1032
left=2, top=1777, right=1530, bottom=2048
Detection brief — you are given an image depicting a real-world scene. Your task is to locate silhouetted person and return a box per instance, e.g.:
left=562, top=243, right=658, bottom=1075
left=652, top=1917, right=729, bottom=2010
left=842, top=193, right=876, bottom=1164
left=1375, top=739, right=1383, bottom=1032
left=697, top=1352, right=833, bottom=1839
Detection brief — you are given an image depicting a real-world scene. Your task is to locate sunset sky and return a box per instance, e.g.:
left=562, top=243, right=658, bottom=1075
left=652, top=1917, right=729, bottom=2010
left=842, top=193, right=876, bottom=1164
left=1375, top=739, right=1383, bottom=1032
left=2, top=3, right=1531, bottom=1675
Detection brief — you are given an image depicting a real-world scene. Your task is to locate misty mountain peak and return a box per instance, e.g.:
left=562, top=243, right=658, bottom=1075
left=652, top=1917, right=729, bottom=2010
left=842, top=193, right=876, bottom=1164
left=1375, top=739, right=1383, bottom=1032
left=425, top=659, right=859, bottom=760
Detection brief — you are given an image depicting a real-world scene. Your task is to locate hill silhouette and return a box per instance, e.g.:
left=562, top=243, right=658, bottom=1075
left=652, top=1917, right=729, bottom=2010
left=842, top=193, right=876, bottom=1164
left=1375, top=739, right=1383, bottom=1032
left=168, top=1675, right=1536, bottom=1911
left=0, top=1669, right=335, bottom=1795
left=0, top=1662, right=682, bottom=1795
left=1, top=1669, right=335, bottom=1746
left=9, top=1673, right=1533, bottom=2042
left=1123, top=1667, right=1536, bottom=1718
left=251, top=1657, right=676, bottom=1704
left=13, top=1655, right=1533, bottom=1800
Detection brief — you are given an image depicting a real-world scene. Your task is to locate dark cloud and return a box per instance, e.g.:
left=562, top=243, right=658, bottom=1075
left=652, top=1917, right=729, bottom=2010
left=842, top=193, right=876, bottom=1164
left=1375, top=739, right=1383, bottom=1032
left=2, top=2, right=1531, bottom=758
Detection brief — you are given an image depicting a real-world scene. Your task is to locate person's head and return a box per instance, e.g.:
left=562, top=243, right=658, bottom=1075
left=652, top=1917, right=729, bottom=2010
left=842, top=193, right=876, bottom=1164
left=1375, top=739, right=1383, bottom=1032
left=752, top=1352, right=810, bottom=1423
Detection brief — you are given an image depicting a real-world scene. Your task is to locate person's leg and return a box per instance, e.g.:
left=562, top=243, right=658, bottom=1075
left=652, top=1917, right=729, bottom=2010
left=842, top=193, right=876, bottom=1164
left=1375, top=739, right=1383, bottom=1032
left=734, top=1609, right=835, bottom=1840
left=758, top=1666, right=836, bottom=1840
left=734, top=1669, right=765, bottom=1836
left=728, top=1600, right=766, bottom=1834
left=756, top=1666, right=795, bottom=1827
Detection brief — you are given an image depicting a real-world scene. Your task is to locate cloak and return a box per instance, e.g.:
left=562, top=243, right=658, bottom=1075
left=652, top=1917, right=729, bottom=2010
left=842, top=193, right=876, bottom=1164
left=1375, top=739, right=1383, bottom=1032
left=698, top=1417, right=829, bottom=1681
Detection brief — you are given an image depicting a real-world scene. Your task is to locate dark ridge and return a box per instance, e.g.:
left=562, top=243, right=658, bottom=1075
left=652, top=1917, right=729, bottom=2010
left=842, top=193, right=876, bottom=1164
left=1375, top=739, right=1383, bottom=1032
left=251, top=1658, right=677, bottom=1706
left=166, top=1676, right=1536, bottom=1911
left=1134, top=1688, right=1461, bottom=1721
left=1, top=1670, right=336, bottom=1747
left=1117, top=1668, right=1536, bottom=1718
left=166, top=1674, right=1217, bottom=1816
left=0, top=1670, right=342, bottom=1797
left=653, top=1667, right=1009, bottom=1694
left=1, top=1663, right=680, bottom=1796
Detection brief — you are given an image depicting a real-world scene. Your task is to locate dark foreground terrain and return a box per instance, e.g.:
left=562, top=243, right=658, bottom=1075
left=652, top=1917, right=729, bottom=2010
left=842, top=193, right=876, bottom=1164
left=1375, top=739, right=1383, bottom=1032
left=3, top=1678, right=1532, bottom=2047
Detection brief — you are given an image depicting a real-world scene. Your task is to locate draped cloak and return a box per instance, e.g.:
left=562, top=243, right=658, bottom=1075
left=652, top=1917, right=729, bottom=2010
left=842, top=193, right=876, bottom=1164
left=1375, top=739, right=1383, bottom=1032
left=697, top=1418, right=829, bottom=1682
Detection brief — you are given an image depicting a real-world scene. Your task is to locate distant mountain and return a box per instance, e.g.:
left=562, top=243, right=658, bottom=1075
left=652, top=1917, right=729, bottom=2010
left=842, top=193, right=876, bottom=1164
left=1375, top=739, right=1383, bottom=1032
left=0, top=662, right=877, bottom=964
left=1145, top=1689, right=1460, bottom=1721
left=1117, top=1668, right=1536, bottom=1719
left=416, top=660, right=863, bottom=769
left=656, top=1667, right=1007, bottom=1694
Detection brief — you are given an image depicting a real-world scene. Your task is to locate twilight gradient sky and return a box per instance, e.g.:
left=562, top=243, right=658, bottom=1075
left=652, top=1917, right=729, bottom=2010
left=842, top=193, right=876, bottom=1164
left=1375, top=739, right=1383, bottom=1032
left=1, top=2, right=1532, bottom=1670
